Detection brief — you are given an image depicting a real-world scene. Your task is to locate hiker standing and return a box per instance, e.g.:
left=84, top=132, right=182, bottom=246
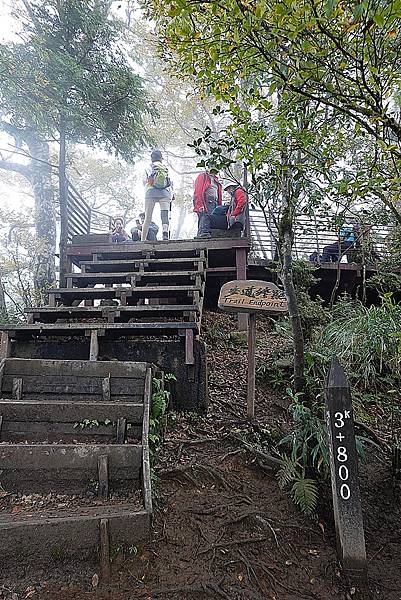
left=142, top=150, right=172, bottom=241
left=224, top=182, right=248, bottom=232
left=193, top=169, right=222, bottom=239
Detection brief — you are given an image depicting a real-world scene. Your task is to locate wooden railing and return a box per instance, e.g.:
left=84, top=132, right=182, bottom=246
left=66, top=180, right=113, bottom=241
left=249, top=206, right=395, bottom=262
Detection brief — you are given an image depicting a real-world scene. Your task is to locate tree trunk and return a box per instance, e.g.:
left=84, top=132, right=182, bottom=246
left=58, top=115, right=69, bottom=288
left=25, top=134, right=56, bottom=302
left=279, top=155, right=305, bottom=394
left=0, top=271, right=7, bottom=319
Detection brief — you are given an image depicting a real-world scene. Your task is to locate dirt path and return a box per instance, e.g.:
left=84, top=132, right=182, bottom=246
left=1, top=312, right=400, bottom=599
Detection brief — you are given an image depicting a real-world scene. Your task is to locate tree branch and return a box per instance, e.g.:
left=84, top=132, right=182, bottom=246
left=0, top=159, right=32, bottom=180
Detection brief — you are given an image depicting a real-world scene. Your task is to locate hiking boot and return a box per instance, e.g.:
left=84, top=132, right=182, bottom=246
left=195, top=232, right=211, bottom=239
left=163, top=232, right=169, bottom=241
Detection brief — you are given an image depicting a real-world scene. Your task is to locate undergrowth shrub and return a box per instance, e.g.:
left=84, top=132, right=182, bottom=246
left=276, top=390, right=369, bottom=516
left=318, top=295, right=401, bottom=388
left=276, top=391, right=328, bottom=516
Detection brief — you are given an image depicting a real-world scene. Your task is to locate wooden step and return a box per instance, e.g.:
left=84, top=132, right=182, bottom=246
left=0, top=507, right=150, bottom=564
left=0, top=399, right=143, bottom=441
left=0, top=443, right=142, bottom=489
left=68, top=240, right=207, bottom=261
left=1, top=374, right=145, bottom=396
left=66, top=270, right=204, bottom=287
left=25, top=304, right=200, bottom=324
left=0, top=423, right=141, bottom=444
left=0, top=358, right=148, bottom=378
left=80, top=257, right=206, bottom=273
left=1, top=321, right=199, bottom=339
left=47, top=285, right=203, bottom=305
left=0, top=400, right=144, bottom=423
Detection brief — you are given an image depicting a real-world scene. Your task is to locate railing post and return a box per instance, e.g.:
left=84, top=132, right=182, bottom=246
left=243, top=163, right=251, bottom=241
left=59, top=118, right=69, bottom=287
left=87, top=208, right=91, bottom=234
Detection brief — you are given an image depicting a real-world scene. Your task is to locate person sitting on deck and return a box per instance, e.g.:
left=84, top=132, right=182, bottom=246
left=351, top=224, right=381, bottom=263
left=224, top=181, right=248, bottom=232
left=131, top=212, right=159, bottom=241
left=320, top=226, right=355, bottom=262
left=111, top=217, right=130, bottom=243
left=142, top=150, right=172, bottom=242
left=193, top=169, right=223, bottom=239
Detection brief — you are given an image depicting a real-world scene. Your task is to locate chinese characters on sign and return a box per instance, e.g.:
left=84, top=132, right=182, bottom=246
left=218, top=280, right=288, bottom=314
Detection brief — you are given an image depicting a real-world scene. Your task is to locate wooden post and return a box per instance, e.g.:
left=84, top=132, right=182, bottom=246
left=12, top=378, right=23, bottom=401
left=89, top=330, right=99, bottom=362
left=235, top=247, right=248, bottom=331
left=102, top=377, right=111, bottom=401
left=0, top=332, right=10, bottom=360
left=116, top=417, right=127, bottom=444
left=99, top=518, right=111, bottom=583
left=247, top=313, right=256, bottom=420
left=58, top=116, right=69, bottom=288
left=185, top=328, right=195, bottom=365
left=97, top=455, right=109, bottom=499
left=325, top=356, right=367, bottom=582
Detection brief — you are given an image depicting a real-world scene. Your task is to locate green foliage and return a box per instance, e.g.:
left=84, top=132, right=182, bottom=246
left=276, top=391, right=328, bottom=516
left=367, top=227, right=401, bottom=293
left=0, top=0, right=154, bottom=159
left=297, top=291, right=330, bottom=342
left=291, top=260, right=319, bottom=292
left=319, top=296, right=401, bottom=388
left=50, top=545, right=66, bottom=561
left=149, top=373, right=176, bottom=457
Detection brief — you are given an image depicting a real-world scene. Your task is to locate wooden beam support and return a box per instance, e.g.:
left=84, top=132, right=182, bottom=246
left=99, top=519, right=111, bottom=583
left=235, top=247, right=248, bottom=331
left=247, top=314, right=256, bottom=420
left=116, top=417, right=127, bottom=444
left=0, top=332, right=10, bottom=360
left=97, top=455, right=109, bottom=500
left=89, top=330, right=99, bottom=362
left=102, top=377, right=110, bottom=401
left=12, top=378, right=23, bottom=401
left=185, top=329, right=195, bottom=365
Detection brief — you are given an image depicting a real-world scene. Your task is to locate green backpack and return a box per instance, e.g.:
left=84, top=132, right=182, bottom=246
left=149, top=163, right=171, bottom=189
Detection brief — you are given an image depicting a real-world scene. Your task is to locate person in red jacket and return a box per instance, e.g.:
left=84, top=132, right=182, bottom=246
left=193, top=169, right=223, bottom=238
left=224, top=183, right=248, bottom=231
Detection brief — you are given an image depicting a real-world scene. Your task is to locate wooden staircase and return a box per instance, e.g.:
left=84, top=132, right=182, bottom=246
left=0, top=242, right=208, bottom=569
left=0, top=358, right=154, bottom=567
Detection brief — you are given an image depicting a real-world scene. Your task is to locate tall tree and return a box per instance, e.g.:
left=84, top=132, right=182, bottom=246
left=0, top=0, right=155, bottom=289
left=146, top=0, right=401, bottom=217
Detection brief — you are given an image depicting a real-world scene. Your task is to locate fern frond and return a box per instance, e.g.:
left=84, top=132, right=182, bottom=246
left=291, top=477, right=318, bottom=516
left=277, top=455, right=299, bottom=489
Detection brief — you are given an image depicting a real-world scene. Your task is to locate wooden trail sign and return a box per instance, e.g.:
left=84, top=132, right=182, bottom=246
left=325, top=356, right=367, bottom=582
left=218, top=280, right=288, bottom=419
left=218, top=280, right=288, bottom=314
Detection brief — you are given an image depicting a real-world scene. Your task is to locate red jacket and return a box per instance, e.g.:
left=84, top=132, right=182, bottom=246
left=193, top=172, right=223, bottom=213
left=230, top=187, right=247, bottom=217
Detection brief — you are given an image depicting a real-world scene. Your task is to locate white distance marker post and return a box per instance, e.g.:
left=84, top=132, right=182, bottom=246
left=325, top=356, right=367, bottom=582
